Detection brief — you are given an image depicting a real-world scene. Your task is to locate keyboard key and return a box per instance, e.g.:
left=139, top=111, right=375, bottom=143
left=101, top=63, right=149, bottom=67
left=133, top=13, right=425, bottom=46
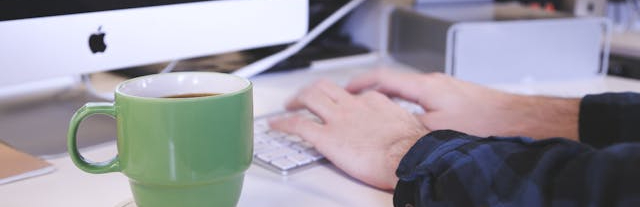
left=287, top=152, right=313, bottom=165
left=299, top=141, right=313, bottom=148
left=275, top=138, right=293, bottom=146
left=266, top=139, right=285, bottom=147
left=257, top=148, right=296, bottom=162
left=254, top=143, right=278, bottom=154
left=254, top=133, right=269, bottom=143
left=304, top=149, right=324, bottom=161
left=254, top=120, right=269, bottom=133
left=266, top=130, right=287, bottom=138
left=284, top=135, right=302, bottom=143
left=271, top=158, right=297, bottom=170
left=291, top=143, right=312, bottom=151
left=393, top=98, right=425, bottom=114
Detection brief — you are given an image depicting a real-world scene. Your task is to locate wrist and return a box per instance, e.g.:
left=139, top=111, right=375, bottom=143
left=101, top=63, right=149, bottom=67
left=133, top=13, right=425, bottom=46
left=386, top=138, right=416, bottom=189
left=386, top=128, right=429, bottom=189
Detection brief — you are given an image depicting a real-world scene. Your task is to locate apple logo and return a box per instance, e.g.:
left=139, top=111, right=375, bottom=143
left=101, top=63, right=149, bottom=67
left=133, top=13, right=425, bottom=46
left=88, top=26, right=107, bottom=54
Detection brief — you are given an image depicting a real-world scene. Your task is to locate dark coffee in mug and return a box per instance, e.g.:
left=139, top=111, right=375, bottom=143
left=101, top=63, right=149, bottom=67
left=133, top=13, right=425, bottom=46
left=163, top=93, right=221, bottom=98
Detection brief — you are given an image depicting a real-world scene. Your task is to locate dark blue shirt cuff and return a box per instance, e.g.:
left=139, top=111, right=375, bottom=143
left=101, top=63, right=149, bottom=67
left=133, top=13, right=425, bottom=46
left=394, top=130, right=474, bottom=207
left=579, top=92, right=640, bottom=148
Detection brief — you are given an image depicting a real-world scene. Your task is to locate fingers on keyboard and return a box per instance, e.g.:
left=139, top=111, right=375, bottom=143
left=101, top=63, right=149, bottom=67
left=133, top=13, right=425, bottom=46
left=254, top=99, right=423, bottom=174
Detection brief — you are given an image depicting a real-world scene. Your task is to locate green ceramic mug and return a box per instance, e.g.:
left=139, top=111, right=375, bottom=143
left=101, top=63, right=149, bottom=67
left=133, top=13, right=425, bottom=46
left=67, top=72, right=253, bottom=207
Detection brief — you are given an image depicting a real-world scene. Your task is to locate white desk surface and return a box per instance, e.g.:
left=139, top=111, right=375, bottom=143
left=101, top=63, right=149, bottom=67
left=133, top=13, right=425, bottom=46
left=4, top=58, right=640, bottom=207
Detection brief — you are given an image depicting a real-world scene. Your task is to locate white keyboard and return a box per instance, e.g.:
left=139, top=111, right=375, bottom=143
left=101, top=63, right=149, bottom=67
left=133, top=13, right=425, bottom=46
left=252, top=98, right=425, bottom=175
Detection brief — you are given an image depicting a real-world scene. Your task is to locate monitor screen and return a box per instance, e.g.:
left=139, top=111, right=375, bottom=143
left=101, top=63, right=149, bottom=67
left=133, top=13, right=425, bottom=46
left=0, top=0, right=308, bottom=88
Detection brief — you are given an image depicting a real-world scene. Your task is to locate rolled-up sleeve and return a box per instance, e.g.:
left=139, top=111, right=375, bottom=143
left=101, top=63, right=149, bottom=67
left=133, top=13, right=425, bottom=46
left=394, top=130, right=640, bottom=207
left=580, top=92, right=640, bottom=148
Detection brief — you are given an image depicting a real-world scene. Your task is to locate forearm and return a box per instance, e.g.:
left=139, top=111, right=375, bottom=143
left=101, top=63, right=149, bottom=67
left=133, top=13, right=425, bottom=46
left=507, top=92, right=640, bottom=146
left=504, top=94, right=580, bottom=141
left=394, top=130, right=640, bottom=207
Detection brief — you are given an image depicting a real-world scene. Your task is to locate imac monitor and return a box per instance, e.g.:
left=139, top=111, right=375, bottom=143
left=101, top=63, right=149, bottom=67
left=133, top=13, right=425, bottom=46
left=0, top=0, right=308, bottom=156
left=0, top=0, right=308, bottom=88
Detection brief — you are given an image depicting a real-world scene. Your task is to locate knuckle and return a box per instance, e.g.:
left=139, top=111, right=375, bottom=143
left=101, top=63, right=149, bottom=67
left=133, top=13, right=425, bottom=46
left=423, top=72, right=440, bottom=79
left=361, top=90, right=385, bottom=100
left=296, top=92, right=313, bottom=104
left=301, top=84, right=322, bottom=96
left=429, top=72, right=448, bottom=79
left=375, top=68, right=393, bottom=78
left=313, top=79, right=331, bottom=87
left=306, top=80, right=332, bottom=94
left=421, top=72, right=447, bottom=83
left=289, top=115, right=306, bottom=126
left=373, top=68, right=386, bottom=76
left=303, top=81, right=322, bottom=92
left=316, top=81, right=334, bottom=91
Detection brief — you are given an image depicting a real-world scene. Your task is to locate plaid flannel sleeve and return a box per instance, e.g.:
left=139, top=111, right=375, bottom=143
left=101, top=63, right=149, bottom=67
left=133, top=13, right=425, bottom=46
left=580, top=92, right=640, bottom=148
left=393, top=130, right=640, bottom=207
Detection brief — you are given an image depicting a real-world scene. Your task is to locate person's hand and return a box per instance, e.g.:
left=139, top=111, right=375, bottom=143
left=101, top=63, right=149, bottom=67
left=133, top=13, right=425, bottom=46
left=269, top=79, right=429, bottom=190
left=346, top=69, right=580, bottom=141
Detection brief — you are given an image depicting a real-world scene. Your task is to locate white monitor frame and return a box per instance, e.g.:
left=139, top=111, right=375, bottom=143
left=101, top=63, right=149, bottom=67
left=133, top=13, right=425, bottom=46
left=0, top=0, right=308, bottom=88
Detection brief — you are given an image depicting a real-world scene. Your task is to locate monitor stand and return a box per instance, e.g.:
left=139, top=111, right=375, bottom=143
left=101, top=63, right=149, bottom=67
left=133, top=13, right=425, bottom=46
left=0, top=83, right=116, bottom=158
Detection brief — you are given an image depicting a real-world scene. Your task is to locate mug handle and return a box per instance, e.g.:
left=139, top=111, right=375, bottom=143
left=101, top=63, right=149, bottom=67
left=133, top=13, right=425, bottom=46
left=67, top=102, right=120, bottom=174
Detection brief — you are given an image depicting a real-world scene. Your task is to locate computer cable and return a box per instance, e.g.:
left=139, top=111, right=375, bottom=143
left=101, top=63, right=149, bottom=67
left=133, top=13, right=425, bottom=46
left=159, top=60, right=179, bottom=73
left=232, top=0, right=367, bottom=78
